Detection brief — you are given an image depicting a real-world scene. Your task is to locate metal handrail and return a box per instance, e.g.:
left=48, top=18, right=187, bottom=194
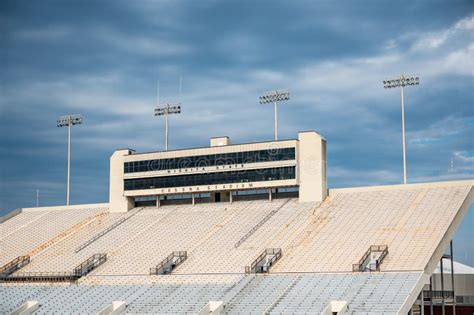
left=0, top=253, right=107, bottom=283
left=75, top=208, right=145, bottom=253
left=0, top=271, right=78, bottom=283
left=234, top=200, right=290, bottom=248
left=73, top=253, right=107, bottom=277
left=4, top=271, right=74, bottom=277
left=250, top=251, right=268, bottom=270
left=75, top=218, right=127, bottom=252
left=423, top=290, right=455, bottom=300
left=0, top=255, right=30, bottom=276
left=353, top=245, right=388, bottom=272
left=247, top=248, right=282, bottom=274
left=150, top=251, right=187, bottom=275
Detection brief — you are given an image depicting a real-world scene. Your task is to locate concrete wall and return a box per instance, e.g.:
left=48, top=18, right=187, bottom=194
left=22, top=203, right=109, bottom=213
left=210, top=136, right=230, bottom=147
left=0, top=208, right=22, bottom=223
left=298, top=131, right=327, bottom=203
left=432, top=274, right=474, bottom=297
left=109, top=149, right=134, bottom=213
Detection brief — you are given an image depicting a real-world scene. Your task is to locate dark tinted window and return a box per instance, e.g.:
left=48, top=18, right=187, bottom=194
left=124, top=166, right=296, bottom=190
left=124, top=147, right=295, bottom=173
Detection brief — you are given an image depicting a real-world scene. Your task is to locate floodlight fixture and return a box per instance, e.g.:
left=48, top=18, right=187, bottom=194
left=155, top=103, right=182, bottom=151
left=383, top=74, right=420, bottom=184
left=383, top=76, right=419, bottom=89
left=57, top=114, right=83, bottom=205
left=57, top=114, right=83, bottom=127
left=259, top=89, right=290, bottom=140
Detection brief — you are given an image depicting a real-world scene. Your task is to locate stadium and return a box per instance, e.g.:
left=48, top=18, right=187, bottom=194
left=2, top=0, right=474, bottom=314
left=0, top=127, right=473, bottom=314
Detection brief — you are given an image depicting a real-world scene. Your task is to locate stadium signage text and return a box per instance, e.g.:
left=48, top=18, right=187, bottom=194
left=159, top=182, right=254, bottom=194
left=166, top=164, right=246, bottom=174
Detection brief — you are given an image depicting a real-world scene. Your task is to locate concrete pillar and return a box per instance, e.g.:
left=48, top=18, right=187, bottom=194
left=441, top=257, right=445, bottom=315
left=421, top=290, right=425, bottom=315
left=109, top=149, right=134, bottom=213
left=97, top=301, right=126, bottom=315
left=11, top=301, right=39, bottom=315
left=450, top=240, right=456, bottom=315
left=430, top=276, right=434, bottom=315
left=298, top=131, right=327, bottom=203
left=197, top=301, right=224, bottom=315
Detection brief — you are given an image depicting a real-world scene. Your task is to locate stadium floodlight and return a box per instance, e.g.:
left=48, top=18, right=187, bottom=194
left=383, top=75, right=420, bottom=184
left=155, top=103, right=181, bottom=151
left=56, top=114, right=83, bottom=205
left=259, top=89, right=290, bottom=141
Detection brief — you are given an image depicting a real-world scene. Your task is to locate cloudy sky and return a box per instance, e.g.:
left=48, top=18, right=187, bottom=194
left=1, top=0, right=473, bottom=264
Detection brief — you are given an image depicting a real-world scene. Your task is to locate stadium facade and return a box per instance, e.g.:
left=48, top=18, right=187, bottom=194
left=0, top=131, right=473, bottom=315
left=110, top=131, right=326, bottom=212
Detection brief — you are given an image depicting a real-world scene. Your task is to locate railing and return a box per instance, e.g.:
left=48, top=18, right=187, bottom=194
left=245, top=248, right=282, bottom=274
left=150, top=251, right=187, bottom=275
left=455, top=295, right=474, bottom=304
left=0, top=208, right=22, bottom=224
left=423, top=290, right=455, bottom=301
left=263, top=275, right=301, bottom=314
left=352, top=245, right=388, bottom=272
left=0, top=255, right=30, bottom=277
left=75, top=218, right=127, bottom=253
left=0, top=253, right=107, bottom=283
left=0, top=271, right=78, bottom=283
left=73, top=253, right=107, bottom=277
left=234, top=200, right=290, bottom=248
left=75, top=208, right=144, bottom=253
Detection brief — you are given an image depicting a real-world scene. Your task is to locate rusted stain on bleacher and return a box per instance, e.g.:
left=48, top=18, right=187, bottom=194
left=279, top=203, right=330, bottom=259
left=27, top=212, right=107, bottom=257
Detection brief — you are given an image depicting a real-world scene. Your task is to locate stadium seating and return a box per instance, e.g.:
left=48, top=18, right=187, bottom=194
left=0, top=207, right=106, bottom=265
left=0, top=181, right=472, bottom=314
left=0, top=273, right=421, bottom=314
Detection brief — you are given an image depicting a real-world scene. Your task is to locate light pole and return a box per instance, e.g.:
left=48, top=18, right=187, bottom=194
left=383, top=75, right=419, bottom=184
left=155, top=103, right=181, bottom=151
left=57, top=114, right=83, bottom=205
left=259, top=89, right=290, bottom=141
